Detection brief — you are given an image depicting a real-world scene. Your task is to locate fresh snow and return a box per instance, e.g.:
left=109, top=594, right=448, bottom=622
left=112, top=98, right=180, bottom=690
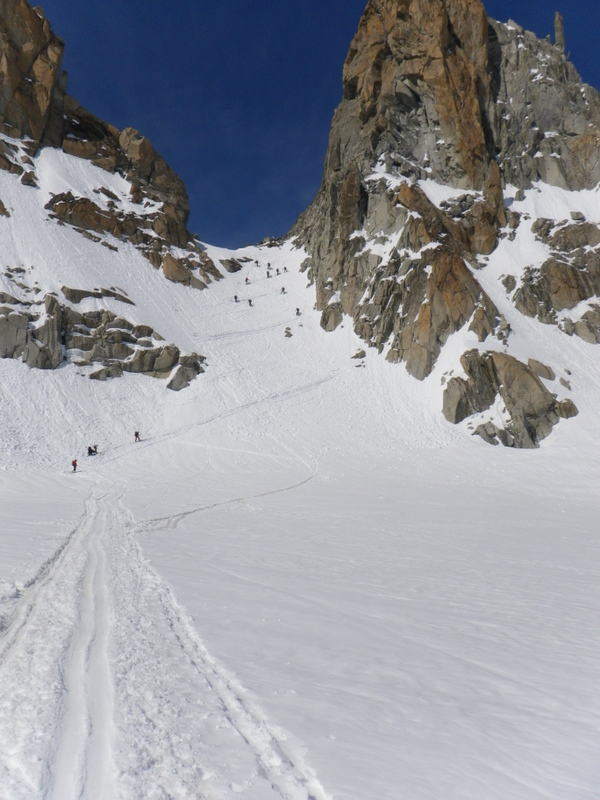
left=0, top=149, right=599, bottom=799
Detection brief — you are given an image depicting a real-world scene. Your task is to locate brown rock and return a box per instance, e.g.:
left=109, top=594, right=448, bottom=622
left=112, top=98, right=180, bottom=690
left=320, top=303, right=343, bottom=332
left=527, top=359, right=556, bottom=382
left=443, top=350, right=577, bottom=447
left=162, top=254, right=192, bottom=284
left=0, top=0, right=65, bottom=147
left=388, top=249, right=498, bottom=379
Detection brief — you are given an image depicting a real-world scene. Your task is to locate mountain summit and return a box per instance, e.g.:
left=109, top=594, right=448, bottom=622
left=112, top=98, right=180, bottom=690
left=293, top=0, right=600, bottom=447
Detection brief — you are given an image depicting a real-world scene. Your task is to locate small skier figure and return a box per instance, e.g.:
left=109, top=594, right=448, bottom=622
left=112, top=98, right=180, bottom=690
left=255, top=259, right=259, bottom=266
left=248, top=298, right=253, bottom=307
left=234, top=295, right=239, bottom=303
left=296, top=308, right=301, bottom=316
left=134, top=431, right=141, bottom=442
left=72, top=459, right=77, bottom=472
left=276, top=268, right=280, bottom=276
left=281, top=286, right=286, bottom=294
left=283, top=266, right=288, bottom=273
left=245, top=276, right=250, bottom=285
left=87, top=446, right=95, bottom=456
left=266, top=270, right=271, bottom=279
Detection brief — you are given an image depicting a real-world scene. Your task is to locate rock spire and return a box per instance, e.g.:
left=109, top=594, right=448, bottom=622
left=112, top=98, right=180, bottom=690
left=554, top=11, right=565, bottom=53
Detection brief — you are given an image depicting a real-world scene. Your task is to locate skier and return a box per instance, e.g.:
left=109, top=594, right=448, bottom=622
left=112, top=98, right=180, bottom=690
left=134, top=431, right=141, bottom=442
left=276, top=268, right=280, bottom=276
left=281, top=287, right=286, bottom=294
left=296, top=308, right=301, bottom=316
left=87, top=446, right=95, bottom=456
left=72, top=459, right=77, bottom=472
left=267, top=270, right=271, bottom=279
left=245, top=276, right=250, bottom=285
left=248, top=298, right=253, bottom=307
left=234, top=295, right=239, bottom=303
left=283, top=266, right=288, bottom=273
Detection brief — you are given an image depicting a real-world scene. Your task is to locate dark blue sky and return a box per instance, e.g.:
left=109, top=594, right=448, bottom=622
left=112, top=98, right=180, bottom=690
left=40, top=1, right=599, bottom=248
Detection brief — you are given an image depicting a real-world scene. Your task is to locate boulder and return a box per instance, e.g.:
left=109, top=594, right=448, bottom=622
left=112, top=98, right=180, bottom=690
left=443, top=350, right=578, bottom=448
left=320, top=303, right=343, bottom=332
left=122, top=344, right=180, bottom=376
left=166, top=363, right=201, bottom=392
left=162, top=254, right=192, bottom=284
left=220, top=259, right=243, bottom=273
left=61, top=285, right=134, bottom=305
left=527, top=359, right=556, bottom=382
left=90, top=365, right=123, bottom=381
left=0, top=309, right=28, bottom=358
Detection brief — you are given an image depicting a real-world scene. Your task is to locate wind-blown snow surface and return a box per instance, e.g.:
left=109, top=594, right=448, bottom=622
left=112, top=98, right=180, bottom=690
left=1, top=147, right=600, bottom=799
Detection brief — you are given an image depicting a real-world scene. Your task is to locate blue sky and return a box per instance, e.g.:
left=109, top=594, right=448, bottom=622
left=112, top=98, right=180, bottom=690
left=40, top=1, right=600, bottom=248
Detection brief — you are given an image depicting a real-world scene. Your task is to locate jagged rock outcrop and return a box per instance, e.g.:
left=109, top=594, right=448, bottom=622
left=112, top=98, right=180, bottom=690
left=443, top=350, right=578, bottom=448
left=0, top=0, right=223, bottom=283
left=0, top=288, right=205, bottom=390
left=489, top=19, right=600, bottom=191
left=512, top=218, right=600, bottom=342
left=42, top=190, right=221, bottom=287
left=290, top=0, right=599, bottom=446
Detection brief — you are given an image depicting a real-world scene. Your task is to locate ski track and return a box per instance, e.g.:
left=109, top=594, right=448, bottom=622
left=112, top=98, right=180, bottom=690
left=0, top=483, right=331, bottom=799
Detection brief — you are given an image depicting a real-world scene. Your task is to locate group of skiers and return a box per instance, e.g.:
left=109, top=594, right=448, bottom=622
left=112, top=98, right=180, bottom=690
left=72, top=431, right=141, bottom=471
left=234, top=263, right=300, bottom=316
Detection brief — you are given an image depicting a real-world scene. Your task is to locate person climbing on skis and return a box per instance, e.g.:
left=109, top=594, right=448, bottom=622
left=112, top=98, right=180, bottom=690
left=72, top=459, right=77, bottom=472
left=134, top=431, right=141, bottom=442
left=245, top=276, right=250, bottom=285
left=87, top=446, right=95, bottom=456
left=248, top=298, right=253, bottom=307
left=296, top=308, right=301, bottom=316
left=234, top=295, right=239, bottom=303
left=281, top=287, right=286, bottom=294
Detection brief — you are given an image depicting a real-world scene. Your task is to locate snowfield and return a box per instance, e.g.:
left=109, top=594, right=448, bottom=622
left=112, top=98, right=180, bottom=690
left=0, top=146, right=600, bottom=799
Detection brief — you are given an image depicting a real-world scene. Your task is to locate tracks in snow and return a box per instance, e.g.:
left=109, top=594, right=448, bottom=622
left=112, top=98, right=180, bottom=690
left=0, top=485, right=330, bottom=799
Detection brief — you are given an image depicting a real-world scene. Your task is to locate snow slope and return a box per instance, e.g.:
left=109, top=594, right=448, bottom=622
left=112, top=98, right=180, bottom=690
left=0, top=145, right=600, bottom=799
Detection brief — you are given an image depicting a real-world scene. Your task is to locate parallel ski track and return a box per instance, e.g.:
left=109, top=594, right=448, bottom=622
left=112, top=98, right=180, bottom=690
left=0, top=481, right=331, bottom=799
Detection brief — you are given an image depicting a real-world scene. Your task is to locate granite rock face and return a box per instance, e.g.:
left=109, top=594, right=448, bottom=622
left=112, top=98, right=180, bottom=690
left=0, top=1, right=64, bottom=145
left=0, top=284, right=205, bottom=390
left=291, top=0, right=596, bottom=446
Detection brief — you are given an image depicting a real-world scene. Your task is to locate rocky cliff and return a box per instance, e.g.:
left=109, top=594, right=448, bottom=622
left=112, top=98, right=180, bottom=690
left=0, top=0, right=221, bottom=285
left=0, top=0, right=225, bottom=391
left=292, top=0, right=600, bottom=447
